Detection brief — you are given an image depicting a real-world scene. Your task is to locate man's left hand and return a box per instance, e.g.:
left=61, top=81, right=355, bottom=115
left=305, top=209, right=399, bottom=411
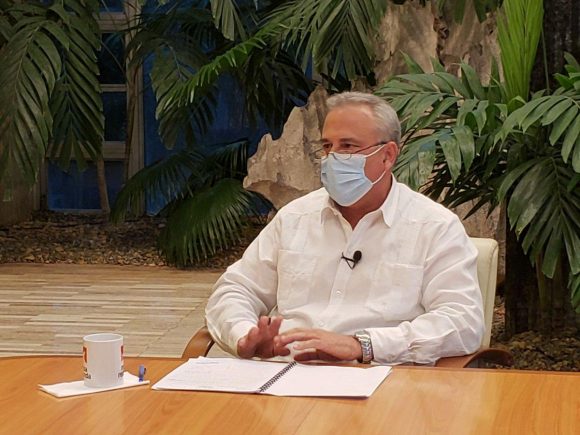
left=274, top=328, right=362, bottom=362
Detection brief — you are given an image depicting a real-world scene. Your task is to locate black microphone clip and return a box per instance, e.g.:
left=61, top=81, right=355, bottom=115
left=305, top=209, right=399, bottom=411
left=341, top=250, right=362, bottom=269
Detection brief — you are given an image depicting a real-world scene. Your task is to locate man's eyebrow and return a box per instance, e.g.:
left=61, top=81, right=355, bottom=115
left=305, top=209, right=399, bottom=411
left=318, top=137, right=361, bottom=143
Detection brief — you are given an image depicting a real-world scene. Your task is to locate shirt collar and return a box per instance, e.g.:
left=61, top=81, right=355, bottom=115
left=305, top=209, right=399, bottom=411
left=320, top=175, right=400, bottom=227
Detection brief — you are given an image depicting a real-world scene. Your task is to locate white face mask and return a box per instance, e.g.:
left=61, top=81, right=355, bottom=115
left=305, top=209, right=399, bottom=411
left=320, top=145, right=386, bottom=206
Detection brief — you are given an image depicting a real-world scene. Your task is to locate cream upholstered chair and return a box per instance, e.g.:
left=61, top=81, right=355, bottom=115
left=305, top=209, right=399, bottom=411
left=183, top=237, right=512, bottom=368
left=472, top=237, right=499, bottom=348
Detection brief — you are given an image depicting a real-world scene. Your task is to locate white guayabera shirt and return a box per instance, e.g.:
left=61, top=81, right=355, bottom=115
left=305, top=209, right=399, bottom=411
left=206, top=177, right=484, bottom=365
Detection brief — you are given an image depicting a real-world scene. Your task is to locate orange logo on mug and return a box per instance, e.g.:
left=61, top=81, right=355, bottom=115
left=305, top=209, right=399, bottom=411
left=83, top=346, right=87, bottom=363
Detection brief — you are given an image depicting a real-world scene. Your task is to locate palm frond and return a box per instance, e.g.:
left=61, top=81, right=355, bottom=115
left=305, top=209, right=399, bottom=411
left=125, top=5, right=215, bottom=70
left=497, top=155, right=580, bottom=285
left=0, top=5, right=61, bottom=184
left=158, top=178, right=268, bottom=265
left=239, top=47, right=313, bottom=131
left=200, top=139, right=251, bottom=181
left=110, top=150, right=204, bottom=223
left=500, top=57, right=580, bottom=172
left=49, top=0, right=103, bottom=171
left=378, top=62, right=504, bottom=190
left=177, top=23, right=280, bottom=106
left=272, top=0, right=387, bottom=81
left=210, top=0, right=247, bottom=41
left=151, top=49, right=219, bottom=149
left=497, top=0, right=543, bottom=102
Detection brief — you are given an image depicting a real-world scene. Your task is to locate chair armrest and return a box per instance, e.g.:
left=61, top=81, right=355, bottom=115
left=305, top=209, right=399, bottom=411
left=435, top=348, right=514, bottom=368
left=181, top=326, right=215, bottom=359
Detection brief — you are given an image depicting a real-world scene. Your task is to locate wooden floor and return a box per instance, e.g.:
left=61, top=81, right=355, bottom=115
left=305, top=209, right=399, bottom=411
left=0, top=264, right=223, bottom=358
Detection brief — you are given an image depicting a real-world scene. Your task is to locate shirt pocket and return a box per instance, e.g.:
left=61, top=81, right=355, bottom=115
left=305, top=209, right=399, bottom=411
left=276, top=249, right=317, bottom=311
left=365, top=262, right=424, bottom=320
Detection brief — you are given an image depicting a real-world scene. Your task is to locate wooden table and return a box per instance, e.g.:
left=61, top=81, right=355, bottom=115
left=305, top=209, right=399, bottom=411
left=1, top=356, right=578, bottom=435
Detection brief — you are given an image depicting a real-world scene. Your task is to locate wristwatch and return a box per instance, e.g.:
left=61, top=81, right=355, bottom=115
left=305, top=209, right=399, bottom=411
left=354, top=330, right=374, bottom=364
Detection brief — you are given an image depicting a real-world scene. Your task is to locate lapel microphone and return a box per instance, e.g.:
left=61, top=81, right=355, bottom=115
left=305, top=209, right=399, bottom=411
left=341, top=250, right=362, bottom=269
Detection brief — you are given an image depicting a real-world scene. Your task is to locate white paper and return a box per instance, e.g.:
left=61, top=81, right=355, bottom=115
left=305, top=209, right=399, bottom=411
left=264, top=364, right=391, bottom=397
left=39, top=373, right=150, bottom=398
left=152, top=357, right=286, bottom=393
left=152, top=357, right=391, bottom=398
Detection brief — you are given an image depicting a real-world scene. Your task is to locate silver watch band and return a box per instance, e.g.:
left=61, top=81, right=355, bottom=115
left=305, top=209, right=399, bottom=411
left=354, top=330, right=374, bottom=364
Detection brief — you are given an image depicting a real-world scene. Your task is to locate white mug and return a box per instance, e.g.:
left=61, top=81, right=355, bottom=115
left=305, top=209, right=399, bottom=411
left=83, top=333, right=124, bottom=388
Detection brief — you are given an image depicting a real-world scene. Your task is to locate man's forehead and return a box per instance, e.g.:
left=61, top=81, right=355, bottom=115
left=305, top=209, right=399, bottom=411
left=322, top=106, right=381, bottom=141
left=318, top=136, right=362, bottom=143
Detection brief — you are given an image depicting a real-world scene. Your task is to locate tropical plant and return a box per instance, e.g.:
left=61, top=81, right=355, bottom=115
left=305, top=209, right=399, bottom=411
left=498, top=55, right=580, bottom=314
left=0, top=0, right=505, bottom=264
left=0, top=0, right=104, bottom=191
left=376, top=0, right=580, bottom=328
left=111, top=140, right=271, bottom=265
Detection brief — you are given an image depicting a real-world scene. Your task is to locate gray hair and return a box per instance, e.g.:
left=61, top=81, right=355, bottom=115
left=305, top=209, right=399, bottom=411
left=326, top=91, right=401, bottom=145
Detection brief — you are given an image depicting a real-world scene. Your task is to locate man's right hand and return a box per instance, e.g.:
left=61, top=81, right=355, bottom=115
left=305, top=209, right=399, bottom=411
left=237, top=316, right=290, bottom=359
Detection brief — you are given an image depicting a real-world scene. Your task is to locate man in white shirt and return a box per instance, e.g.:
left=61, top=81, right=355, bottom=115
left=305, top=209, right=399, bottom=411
left=206, top=92, right=484, bottom=365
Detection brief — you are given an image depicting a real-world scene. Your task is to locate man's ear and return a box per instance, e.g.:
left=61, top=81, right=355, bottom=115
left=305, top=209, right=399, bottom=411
left=383, top=141, right=399, bottom=168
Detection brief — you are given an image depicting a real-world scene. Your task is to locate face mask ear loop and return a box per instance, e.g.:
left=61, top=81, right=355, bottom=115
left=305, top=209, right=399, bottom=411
left=371, top=170, right=386, bottom=185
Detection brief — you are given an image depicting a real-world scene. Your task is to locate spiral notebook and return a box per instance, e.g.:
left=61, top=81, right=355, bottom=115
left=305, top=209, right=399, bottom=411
left=152, top=357, right=391, bottom=398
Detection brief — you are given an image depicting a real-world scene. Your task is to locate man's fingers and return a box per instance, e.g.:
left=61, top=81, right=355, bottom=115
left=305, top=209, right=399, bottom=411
left=292, top=351, right=320, bottom=361
left=275, top=329, right=317, bottom=346
left=293, top=350, right=338, bottom=362
left=257, top=316, right=270, bottom=330
left=268, top=316, right=283, bottom=335
left=289, top=339, right=320, bottom=351
left=273, top=344, right=291, bottom=357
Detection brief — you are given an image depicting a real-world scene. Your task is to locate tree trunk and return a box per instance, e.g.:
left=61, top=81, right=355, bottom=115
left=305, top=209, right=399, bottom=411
left=530, top=0, right=580, bottom=92
left=96, top=157, right=110, bottom=214
left=504, top=227, right=537, bottom=336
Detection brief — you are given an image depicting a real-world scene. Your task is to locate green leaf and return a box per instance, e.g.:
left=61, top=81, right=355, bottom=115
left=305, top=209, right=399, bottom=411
left=497, top=159, right=540, bottom=202
left=471, top=100, right=489, bottom=134
left=457, top=99, right=478, bottom=126
left=439, top=133, right=461, bottom=181
left=460, top=64, right=485, bottom=99
left=540, top=98, right=572, bottom=126
left=406, top=94, right=442, bottom=128
left=401, top=51, right=425, bottom=74
left=210, top=0, right=247, bottom=41
left=562, top=114, right=580, bottom=163
left=521, top=97, right=564, bottom=132
left=453, top=125, right=475, bottom=171
left=549, top=105, right=578, bottom=145
left=497, top=0, right=543, bottom=101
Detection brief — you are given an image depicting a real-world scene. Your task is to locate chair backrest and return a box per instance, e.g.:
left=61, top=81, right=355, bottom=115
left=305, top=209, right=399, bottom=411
left=469, top=237, right=499, bottom=347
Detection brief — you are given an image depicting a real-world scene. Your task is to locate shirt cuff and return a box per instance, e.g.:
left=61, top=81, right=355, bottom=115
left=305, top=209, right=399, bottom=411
left=228, top=321, right=257, bottom=356
left=367, top=326, right=411, bottom=364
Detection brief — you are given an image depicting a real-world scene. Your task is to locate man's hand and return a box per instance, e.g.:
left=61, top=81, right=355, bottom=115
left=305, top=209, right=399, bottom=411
left=237, top=316, right=290, bottom=359
left=274, top=328, right=363, bottom=362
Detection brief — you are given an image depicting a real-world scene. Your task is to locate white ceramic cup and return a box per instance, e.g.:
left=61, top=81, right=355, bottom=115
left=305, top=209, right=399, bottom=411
left=83, top=333, right=124, bottom=388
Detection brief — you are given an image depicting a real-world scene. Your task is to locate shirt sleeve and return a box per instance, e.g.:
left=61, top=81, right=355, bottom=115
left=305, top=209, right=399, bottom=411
left=205, top=215, right=281, bottom=355
left=367, top=216, right=485, bottom=365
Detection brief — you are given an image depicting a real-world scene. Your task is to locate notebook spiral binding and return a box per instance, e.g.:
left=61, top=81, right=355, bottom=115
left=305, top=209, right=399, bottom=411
left=257, top=361, right=298, bottom=393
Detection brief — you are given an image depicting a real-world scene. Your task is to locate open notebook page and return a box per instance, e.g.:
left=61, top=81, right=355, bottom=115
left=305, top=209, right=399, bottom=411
left=152, top=357, right=287, bottom=393
left=264, top=364, right=391, bottom=397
